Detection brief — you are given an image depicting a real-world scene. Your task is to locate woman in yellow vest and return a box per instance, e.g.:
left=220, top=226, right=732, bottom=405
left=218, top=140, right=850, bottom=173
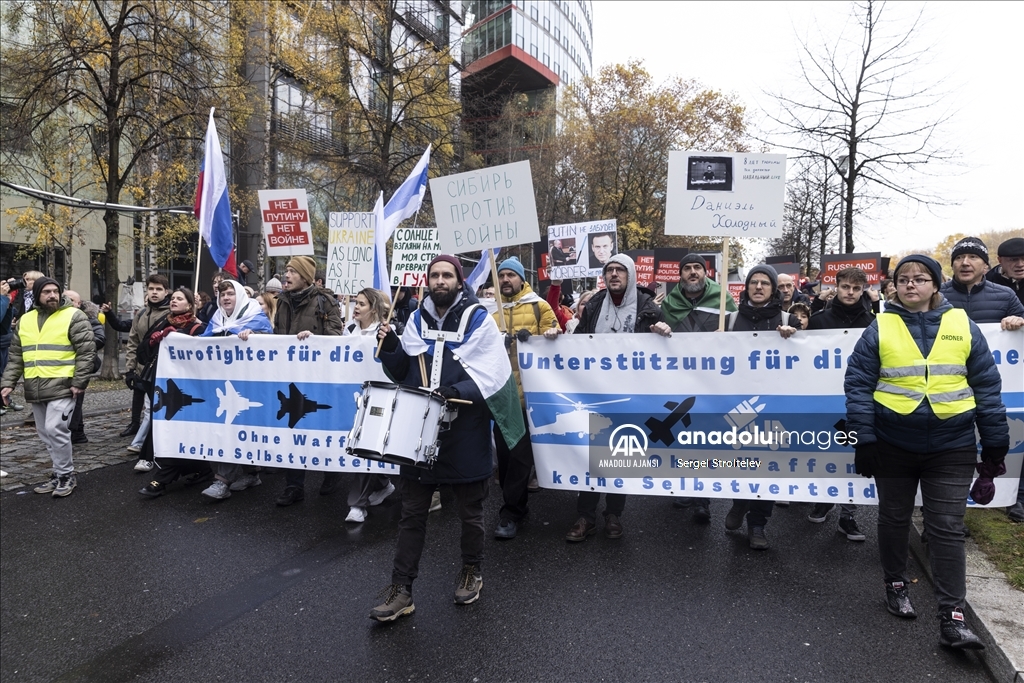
left=845, top=255, right=1009, bottom=650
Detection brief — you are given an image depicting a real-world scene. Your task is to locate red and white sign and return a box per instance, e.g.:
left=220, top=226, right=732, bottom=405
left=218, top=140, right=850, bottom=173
left=820, top=252, right=881, bottom=290
left=259, top=189, right=315, bottom=257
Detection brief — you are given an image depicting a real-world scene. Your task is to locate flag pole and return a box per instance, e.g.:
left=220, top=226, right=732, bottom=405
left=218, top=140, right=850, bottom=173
left=490, top=249, right=506, bottom=332
left=718, top=237, right=731, bottom=332
left=194, top=233, right=204, bottom=295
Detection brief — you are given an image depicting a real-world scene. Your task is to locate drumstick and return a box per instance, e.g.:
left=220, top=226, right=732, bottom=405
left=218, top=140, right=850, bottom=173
left=445, top=398, right=473, bottom=405
left=374, top=292, right=399, bottom=359
left=418, top=353, right=429, bottom=388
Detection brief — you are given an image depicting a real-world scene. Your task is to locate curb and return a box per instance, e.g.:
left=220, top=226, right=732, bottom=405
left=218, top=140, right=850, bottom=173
left=909, top=513, right=1024, bottom=683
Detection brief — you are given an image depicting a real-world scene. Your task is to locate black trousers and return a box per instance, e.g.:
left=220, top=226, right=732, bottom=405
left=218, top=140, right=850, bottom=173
left=577, top=491, right=626, bottom=523
left=284, top=469, right=341, bottom=490
left=131, top=387, right=146, bottom=425
left=392, top=477, right=489, bottom=586
left=495, top=410, right=533, bottom=523
left=69, top=391, right=86, bottom=438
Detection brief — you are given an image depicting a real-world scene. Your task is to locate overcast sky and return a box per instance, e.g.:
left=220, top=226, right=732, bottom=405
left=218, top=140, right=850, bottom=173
left=591, top=1, right=1023, bottom=257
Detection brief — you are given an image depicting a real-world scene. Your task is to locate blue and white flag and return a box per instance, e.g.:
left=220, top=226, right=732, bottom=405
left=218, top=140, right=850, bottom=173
left=373, top=145, right=432, bottom=292
left=466, top=248, right=501, bottom=292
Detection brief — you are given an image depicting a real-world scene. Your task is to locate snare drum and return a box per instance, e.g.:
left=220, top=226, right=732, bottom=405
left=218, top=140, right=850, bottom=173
left=346, top=381, right=447, bottom=468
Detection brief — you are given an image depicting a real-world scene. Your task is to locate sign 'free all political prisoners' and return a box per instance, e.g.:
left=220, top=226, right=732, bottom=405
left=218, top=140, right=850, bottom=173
left=431, top=160, right=540, bottom=254
left=664, top=152, right=787, bottom=239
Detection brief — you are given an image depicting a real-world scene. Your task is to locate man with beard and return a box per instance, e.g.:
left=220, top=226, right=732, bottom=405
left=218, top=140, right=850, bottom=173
left=491, top=257, right=558, bottom=540
left=723, top=265, right=798, bottom=550
left=567, top=254, right=671, bottom=542
left=272, top=255, right=344, bottom=506
left=660, top=253, right=736, bottom=522
left=2, top=278, right=95, bottom=497
left=370, top=256, right=524, bottom=620
left=986, top=237, right=1024, bottom=307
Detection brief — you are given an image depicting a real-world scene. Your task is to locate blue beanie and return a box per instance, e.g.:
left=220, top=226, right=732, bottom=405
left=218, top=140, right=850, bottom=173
left=497, top=256, right=526, bottom=281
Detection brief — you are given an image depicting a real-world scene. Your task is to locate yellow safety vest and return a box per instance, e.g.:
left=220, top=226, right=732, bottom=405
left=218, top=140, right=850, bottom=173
left=873, top=308, right=975, bottom=419
left=19, top=307, right=77, bottom=379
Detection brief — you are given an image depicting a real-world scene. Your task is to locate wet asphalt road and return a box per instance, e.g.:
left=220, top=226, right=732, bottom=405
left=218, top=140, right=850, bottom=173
left=1, top=464, right=992, bottom=683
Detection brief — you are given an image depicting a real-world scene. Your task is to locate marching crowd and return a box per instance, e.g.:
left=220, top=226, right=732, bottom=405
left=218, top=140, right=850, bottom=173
left=2, top=235, right=1023, bottom=648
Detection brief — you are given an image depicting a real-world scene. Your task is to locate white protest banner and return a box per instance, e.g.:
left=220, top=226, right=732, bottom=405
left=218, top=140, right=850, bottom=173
left=431, top=160, right=541, bottom=254
left=547, top=219, right=617, bottom=278
left=665, top=152, right=787, bottom=238
left=152, top=335, right=398, bottom=475
left=325, top=212, right=375, bottom=295
left=259, top=189, right=315, bottom=256
left=518, top=326, right=1023, bottom=505
left=390, top=226, right=441, bottom=287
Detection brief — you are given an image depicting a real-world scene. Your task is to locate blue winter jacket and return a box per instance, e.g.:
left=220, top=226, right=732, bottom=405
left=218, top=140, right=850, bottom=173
left=844, top=297, right=1008, bottom=453
left=940, top=277, right=1024, bottom=324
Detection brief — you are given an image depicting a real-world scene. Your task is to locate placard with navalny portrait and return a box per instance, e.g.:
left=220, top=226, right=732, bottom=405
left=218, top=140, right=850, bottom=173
left=547, top=219, right=618, bottom=279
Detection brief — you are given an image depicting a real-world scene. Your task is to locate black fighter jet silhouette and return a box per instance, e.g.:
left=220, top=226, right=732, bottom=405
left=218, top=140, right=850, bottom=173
left=277, top=382, right=332, bottom=428
left=152, top=379, right=206, bottom=420
left=645, top=396, right=696, bottom=446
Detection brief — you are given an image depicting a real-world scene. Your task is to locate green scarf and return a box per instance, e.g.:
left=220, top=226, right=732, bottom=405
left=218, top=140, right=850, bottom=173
left=661, top=279, right=737, bottom=329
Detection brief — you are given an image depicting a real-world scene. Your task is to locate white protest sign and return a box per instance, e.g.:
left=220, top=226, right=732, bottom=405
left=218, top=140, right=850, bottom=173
left=259, top=189, right=315, bottom=256
left=518, top=327, right=1023, bottom=505
left=325, top=212, right=375, bottom=295
left=390, top=226, right=441, bottom=287
left=547, top=220, right=618, bottom=279
left=665, top=152, right=787, bottom=238
left=431, top=160, right=540, bottom=254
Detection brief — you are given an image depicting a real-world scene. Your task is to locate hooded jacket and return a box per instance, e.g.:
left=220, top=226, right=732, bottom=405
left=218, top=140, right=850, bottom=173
left=725, top=265, right=788, bottom=332
left=808, top=292, right=875, bottom=330
left=126, top=293, right=171, bottom=372
left=662, top=278, right=737, bottom=333
left=844, top=297, right=1007, bottom=454
left=940, top=277, right=1024, bottom=324
left=1, top=296, right=95, bottom=403
left=575, top=255, right=663, bottom=334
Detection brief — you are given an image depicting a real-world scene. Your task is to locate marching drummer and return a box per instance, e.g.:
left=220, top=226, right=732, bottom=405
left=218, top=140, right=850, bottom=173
left=370, top=255, right=525, bottom=622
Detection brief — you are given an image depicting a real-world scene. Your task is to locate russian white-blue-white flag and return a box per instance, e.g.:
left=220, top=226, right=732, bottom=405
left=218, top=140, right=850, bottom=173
left=373, top=145, right=431, bottom=292
left=466, top=248, right=501, bottom=292
left=195, top=108, right=237, bottom=277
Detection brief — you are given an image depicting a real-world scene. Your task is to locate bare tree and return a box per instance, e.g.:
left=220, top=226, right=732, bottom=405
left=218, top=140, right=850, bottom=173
left=769, top=0, right=956, bottom=253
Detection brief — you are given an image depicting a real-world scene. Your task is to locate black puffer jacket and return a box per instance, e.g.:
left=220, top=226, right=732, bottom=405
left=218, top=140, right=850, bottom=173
left=844, top=297, right=1007, bottom=454
left=726, top=294, right=788, bottom=332
left=986, top=266, right=1024, bottom=306
left=940, top=277, right=1024, bottom=323
left=574, top=286, right=662, bottom=334
left=808, top=292, right=875, bottom=330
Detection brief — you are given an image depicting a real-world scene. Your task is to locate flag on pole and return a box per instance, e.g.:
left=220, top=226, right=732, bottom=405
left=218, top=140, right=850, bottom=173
left=466, top=248, right=501, bottom=292
left=195, top=108, right=237, bottom=277
left=373, top=145, right=432, bottom=292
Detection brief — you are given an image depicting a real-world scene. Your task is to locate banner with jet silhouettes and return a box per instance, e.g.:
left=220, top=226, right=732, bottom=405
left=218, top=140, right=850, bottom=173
left=152, top=334, right=394, bottom=474
left=518, top=325, right=1023, bottom=506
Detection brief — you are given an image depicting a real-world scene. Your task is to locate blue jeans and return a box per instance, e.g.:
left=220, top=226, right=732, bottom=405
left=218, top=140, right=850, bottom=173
left=874, top=440, right=975, bottom=615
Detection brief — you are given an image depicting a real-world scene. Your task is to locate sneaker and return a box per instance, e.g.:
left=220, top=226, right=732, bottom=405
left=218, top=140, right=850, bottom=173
left=693, top=501, right=712, bottom=523
left=565, top=517, right=597, bottom=542
left=134, top=460, right=154, bottom=472
left=118, top=423, right=139, bottom=438
left=10, top=401, right=25, bottom=411
left=808, top=503, right=835, bottom=523
left=494, top=519, right=518, bottom=540
left=604, top=514, right=623, bottom=539
left=748, top=525, right=769, bottom=550
left=34, top=474, right=59, bottom=494
left=939, top=608, right=984, bottom=650
left=725, top=500, right=749, bottom=530
left=345, top=506, right=367, bottom=523
left=70, top=434, right=88, bottom=444
left=1008, top=502, right=1024, bottom=523
left=126, top=444, right=142, bottom=454
left=885, top=581, right=917, bottom=619
left=276, top=486, right=305, bottom=507
left=527, top=471, right=540, bottom=493
left=229, top=473, right=262, bottom=491
left=139, top=480, right=166, bottom=498
left=201, top=480, right=231, bottom=501
left=369, top=584, right=415, bottom=622
left=368, top=481, right=395, bottom=506
left=454, top=564, right=483, bottom=605
left=428, top=490, right=442, bottom=512
left=52, top=473, right=77, bottom=498
left=838, top=516, right=866, bottom=541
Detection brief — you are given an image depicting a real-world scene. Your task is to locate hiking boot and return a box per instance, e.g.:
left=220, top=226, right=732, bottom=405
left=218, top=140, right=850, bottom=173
left=119, top=423, right=140, bottom=438
left=345, top=506, right=367, bottom=523
left=692, top=501, right=712, bottom=523
left=454, top=564, right=483, bottom=605
left=885, top=581, right=916, bottom=619
left=229, top=473, right=262, bottom=491
left=428, top=490, right=442, bottom=512
left=838, top=516, right=866, bottom=541
left=34, top=474, right=60, bottom=494
left=276, top=486, right=305, bottom=507
left=938, top=608, right=984, bottom=650
left=494, top=519, right=518, bottom=540
left=369, top=584, right=414, bottom=622
left=748, top=525, right=769, bottom=550
left=52, top=473, right=77, bottom=498
left=368, top=481, right=395, bottom=506
left=565, top=517, right=597, bottom=542
left=604, top=514, right=623, bottom=539
left=201, top=480, right=231, bottom=501
left=808, top=503, right=834, bottom=523
left=725, top=500, right=749, bottom=530
left=139, top=480, right=166, bottom=498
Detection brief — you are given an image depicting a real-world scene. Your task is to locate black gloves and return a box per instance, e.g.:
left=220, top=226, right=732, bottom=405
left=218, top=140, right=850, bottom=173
left=434, top=386, right=460, bottom=401
left=854, top=443, right=879, bottom=478
left=515, top=329, right=532, bottom=343
left=124, top=370, right=137, bottom=390
left=379, top=328, right=400, bottom=353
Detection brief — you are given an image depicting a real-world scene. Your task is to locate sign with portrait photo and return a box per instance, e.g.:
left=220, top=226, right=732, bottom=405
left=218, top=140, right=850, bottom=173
left=547, top=219, right=618, bottom=279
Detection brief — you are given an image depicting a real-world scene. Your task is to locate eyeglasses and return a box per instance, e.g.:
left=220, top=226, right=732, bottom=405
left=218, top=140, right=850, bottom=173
left=605, top=266, right=627, bottom=275
left=896, top=278, right=932, bottom=287
left=749, top=280, right=772, bottom=288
